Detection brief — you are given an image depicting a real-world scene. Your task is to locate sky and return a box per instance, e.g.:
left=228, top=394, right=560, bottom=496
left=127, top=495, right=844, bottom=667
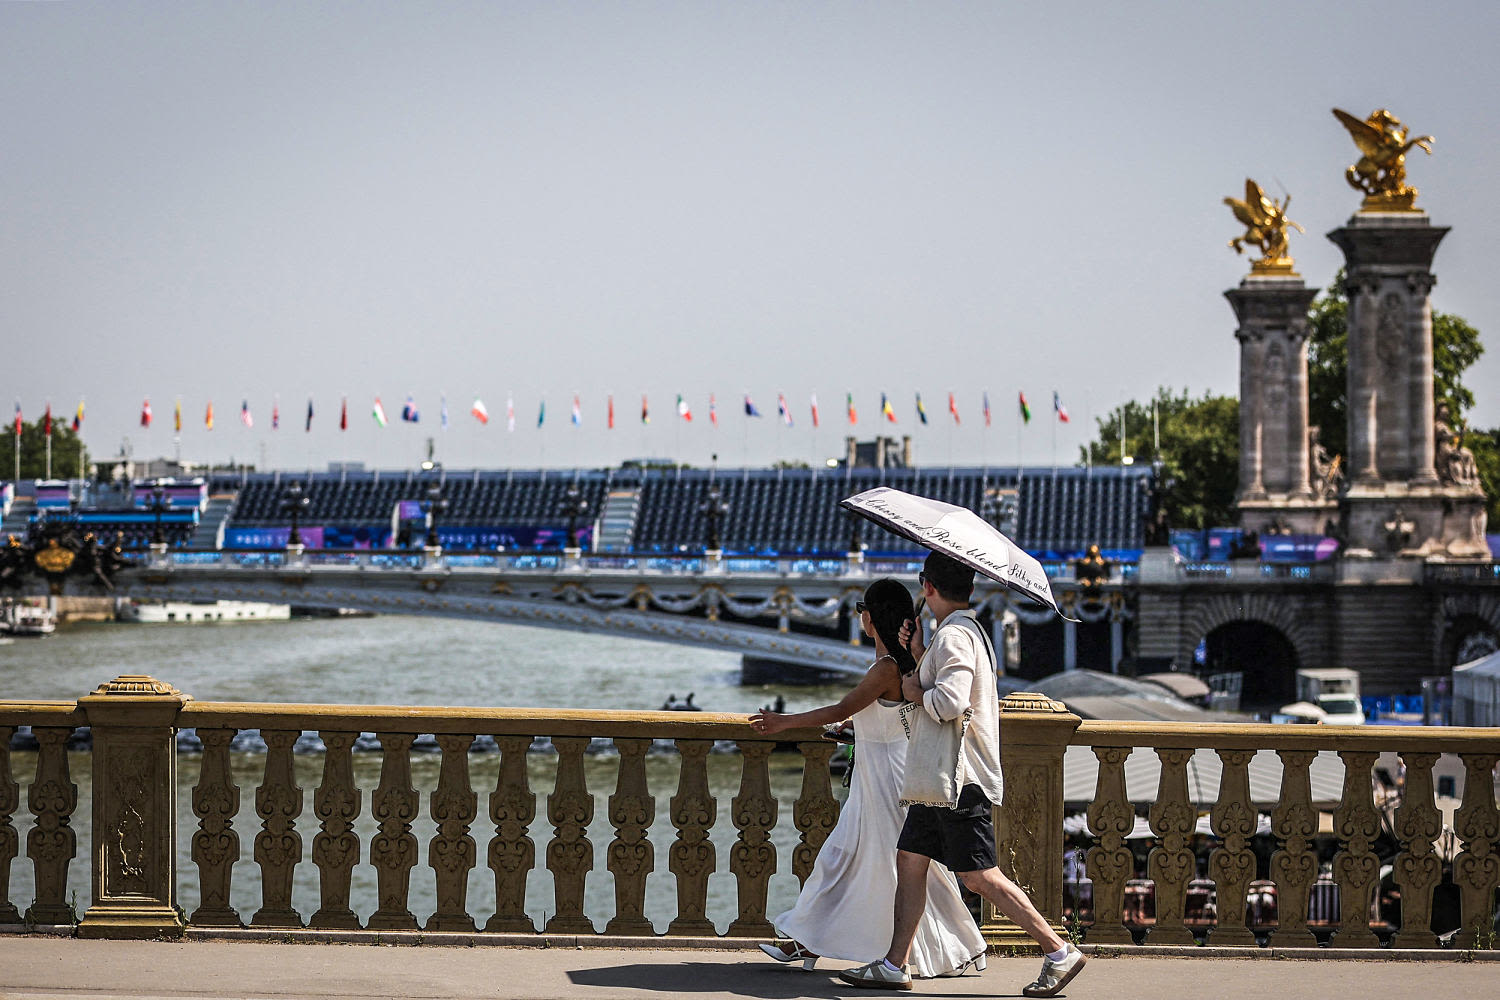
left=4, top=1, right=1498, bottom=475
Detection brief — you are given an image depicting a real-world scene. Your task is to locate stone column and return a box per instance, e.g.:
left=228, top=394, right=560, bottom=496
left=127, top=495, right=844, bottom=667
left=76, top=675, right=189, bottom=939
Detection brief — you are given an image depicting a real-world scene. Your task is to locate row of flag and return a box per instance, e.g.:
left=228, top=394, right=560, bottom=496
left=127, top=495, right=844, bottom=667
left=13, top=390, right=1074, bottom=436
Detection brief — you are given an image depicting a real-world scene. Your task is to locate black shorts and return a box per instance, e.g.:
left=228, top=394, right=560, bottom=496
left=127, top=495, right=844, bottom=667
left=897, top=783, right=997, bottom=874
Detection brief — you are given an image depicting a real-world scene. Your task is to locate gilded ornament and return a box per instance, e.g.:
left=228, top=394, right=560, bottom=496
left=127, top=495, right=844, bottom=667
left=1225, top=179, right=1304, bottom=274
left=1333, top=107, right=1433, bottom=211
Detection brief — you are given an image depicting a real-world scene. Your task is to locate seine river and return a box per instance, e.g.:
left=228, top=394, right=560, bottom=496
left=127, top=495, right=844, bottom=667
left=1, top=614, right=853, bottom=933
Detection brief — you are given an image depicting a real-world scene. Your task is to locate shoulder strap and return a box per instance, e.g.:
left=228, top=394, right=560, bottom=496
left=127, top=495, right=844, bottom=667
left=952, top=610, right=999, bottom=675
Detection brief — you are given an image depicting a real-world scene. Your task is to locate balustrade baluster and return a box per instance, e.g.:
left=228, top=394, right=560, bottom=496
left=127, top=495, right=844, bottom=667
left=1390, top=751, right=1441, bottom=948
left=190, top=728, right=242, bottom=926
left=1208, top=749, right=1257, bottom=946
left=1331, top=750, right=1381, bottom=948
left=427, top=734, right=478, bottom=931
left=0, top=726, right=19, bottom=924
left=1451, top=752, right=1499, bottom=950
left=368, top=732, right=419, bottom=930
left=666, top=739, right=716, bottom=935
left=24, top=727, right=77, bottom=926
left=1269, top=749, right=1318, bottom=946
left=252, top=729, right=303, bottom=927
left=1084, top=746, right=1134, bottom=944
left=545, top=736, right=594, bottom=933
left=1145, top=747, right=1195, bottom=944
left=727, top=741, right=777, bottom=936
left=604, top=737, right=654, bottom=935
left=485, top=735, right=537, bottom=932
left=309, top=731, right=361, bottom=929
left=791, top=741, right=838, bottom=887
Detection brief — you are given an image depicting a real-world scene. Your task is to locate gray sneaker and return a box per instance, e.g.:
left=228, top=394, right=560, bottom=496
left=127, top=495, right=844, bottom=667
left=1021, top=944, right=1086, bottom=997
left=838, top=960, right=913, bottom=991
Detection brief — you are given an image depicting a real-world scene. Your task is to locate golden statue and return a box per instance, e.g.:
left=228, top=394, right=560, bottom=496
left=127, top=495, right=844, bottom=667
left=1332, top=107, right=1433, bottom=211
left=1224, top=178, right=1303, bottom=273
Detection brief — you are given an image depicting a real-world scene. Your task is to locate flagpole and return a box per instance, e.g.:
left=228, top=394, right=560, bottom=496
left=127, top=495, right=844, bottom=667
left=45, top=425, right=51, bottom=481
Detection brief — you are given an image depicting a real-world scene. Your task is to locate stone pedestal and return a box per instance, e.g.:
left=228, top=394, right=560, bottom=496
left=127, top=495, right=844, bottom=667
left=1225, top=271, right=1335, bottom=535
left=1327, top=212, right=1488, bottom=558
left=76, top=675, right=189, bottom=939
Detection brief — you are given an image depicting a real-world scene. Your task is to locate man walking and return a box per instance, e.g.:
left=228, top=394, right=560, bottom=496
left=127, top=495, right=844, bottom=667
left=838, top=552, right=1086, bottom=997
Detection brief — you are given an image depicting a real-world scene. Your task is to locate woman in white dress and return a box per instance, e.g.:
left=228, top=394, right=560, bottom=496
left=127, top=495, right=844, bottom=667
left=747, top=578, right=987, bottom=978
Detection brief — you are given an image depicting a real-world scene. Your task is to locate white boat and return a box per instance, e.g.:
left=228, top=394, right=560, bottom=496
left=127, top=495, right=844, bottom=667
left=3, top=602, right=58, bottom=636
left=115, top=599, right=292, bottom=624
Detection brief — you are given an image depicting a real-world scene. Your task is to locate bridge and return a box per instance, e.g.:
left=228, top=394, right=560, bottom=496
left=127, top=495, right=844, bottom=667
left=99, top=545, right=1134, bottom=679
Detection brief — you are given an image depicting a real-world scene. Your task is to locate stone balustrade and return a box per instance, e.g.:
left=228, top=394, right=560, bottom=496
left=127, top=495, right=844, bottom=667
left=1, top=678, right=1498, bottom=951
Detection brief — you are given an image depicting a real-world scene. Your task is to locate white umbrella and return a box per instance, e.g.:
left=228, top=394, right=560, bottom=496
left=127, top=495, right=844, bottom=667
left=840, top=486, right=1073, bottom=621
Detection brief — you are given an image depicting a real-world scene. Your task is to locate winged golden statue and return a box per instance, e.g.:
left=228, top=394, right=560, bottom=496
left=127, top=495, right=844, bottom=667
left=1225, top=179, right=1303, bottom=272
left=1332, top=107, right=1433, bottom=211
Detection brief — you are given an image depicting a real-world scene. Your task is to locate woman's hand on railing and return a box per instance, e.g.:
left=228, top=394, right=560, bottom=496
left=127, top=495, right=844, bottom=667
left=749, top=711, right=787, bottom=736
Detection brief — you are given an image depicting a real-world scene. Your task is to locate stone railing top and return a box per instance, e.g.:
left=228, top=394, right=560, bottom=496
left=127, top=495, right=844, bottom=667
left=87, top=674, right=187, bottom=698
left=0, top=699, right=85, bottom=727
left=1077, top=718, right=1500, bottom=753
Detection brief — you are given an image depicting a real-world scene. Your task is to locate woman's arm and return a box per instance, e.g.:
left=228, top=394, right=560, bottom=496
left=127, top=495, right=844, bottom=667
left=749, top=658, right=899, bottom=735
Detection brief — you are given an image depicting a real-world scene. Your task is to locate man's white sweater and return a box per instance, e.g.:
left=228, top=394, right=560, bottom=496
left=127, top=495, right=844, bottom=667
left=915, top=608, right=1005, bottom=807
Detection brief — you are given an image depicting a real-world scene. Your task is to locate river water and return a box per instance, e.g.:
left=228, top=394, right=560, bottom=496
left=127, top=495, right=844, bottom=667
left=1, top=615, right=853, bottom=933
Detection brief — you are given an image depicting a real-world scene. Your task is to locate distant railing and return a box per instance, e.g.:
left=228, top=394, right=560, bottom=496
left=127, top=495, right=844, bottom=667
left=4, top=681, right=1495, bottom=950
left=1426, top=563, right=1500, bottom=587
left=1176, top=560, right=1335, bottom=583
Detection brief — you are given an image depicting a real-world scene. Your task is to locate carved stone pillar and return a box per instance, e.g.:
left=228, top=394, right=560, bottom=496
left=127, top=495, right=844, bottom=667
left=726, top=741, right=777, bottom=936
left=76, top=675, right=189, bottom=939
left=0, top=725, right=19, bottom=924
left=985, top=693, right=1081, bottom=950
left=26, top=727, right=77, bottom=928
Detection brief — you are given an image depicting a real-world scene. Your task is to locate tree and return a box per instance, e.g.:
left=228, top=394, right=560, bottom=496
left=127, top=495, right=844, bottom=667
left=1080, top=388, right=1240, bottom=530
left=1307, top=272, right=1486, bottom=463
left=0, top=416, right=90, bottom=481
left=1467, top=428, right=1500, bottom=527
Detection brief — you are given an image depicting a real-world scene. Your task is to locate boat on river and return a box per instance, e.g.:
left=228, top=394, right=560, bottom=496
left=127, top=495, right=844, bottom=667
left=2, top=600, right=57, bottom=636
left=115, top=598, right=291, bottom=624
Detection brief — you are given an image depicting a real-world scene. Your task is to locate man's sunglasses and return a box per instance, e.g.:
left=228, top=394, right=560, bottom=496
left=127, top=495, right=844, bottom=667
left=855, top=601, right=867, bottom=614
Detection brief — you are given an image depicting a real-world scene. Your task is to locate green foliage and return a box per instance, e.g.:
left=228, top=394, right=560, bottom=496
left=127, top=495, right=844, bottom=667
left=1081, top=388, right=1240, bottom=530
left=1467, top=427, right=1500, bottom=527
left=1307, top=271, right=1486, bottom=464
left=0, top=417, right=89, bottom=481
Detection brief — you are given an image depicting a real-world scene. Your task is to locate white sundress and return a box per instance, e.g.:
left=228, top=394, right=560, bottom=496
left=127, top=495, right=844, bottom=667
left=771, top=692, right=987, bottom=977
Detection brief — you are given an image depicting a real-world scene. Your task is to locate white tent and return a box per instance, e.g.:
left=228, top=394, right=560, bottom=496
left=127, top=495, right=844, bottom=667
left=1453, top=650, right=1500, bottom=727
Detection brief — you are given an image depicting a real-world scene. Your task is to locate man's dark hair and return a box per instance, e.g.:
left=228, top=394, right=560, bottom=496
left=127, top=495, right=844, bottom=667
left=922, top=551, right=974, bottom=603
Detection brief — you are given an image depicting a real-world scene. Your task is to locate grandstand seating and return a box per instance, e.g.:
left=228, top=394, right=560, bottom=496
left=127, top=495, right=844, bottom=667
left=206, top=465, right=1154, bottom=555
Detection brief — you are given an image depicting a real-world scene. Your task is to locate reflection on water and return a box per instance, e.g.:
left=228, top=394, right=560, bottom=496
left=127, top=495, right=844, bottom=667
left=2, top=615, right=858, bottom=929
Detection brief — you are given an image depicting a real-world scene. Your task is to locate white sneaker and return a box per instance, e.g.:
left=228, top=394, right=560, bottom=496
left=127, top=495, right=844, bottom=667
left=838, top=960, right=913, bottom=991
left=1022, top=944, right=1086, bottom=997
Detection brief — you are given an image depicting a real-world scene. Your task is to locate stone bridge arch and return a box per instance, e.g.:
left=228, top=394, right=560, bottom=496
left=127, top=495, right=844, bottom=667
left=1176, top=591, right=1332, bottom=706
left=1437, top=591, right=1500, bottom=667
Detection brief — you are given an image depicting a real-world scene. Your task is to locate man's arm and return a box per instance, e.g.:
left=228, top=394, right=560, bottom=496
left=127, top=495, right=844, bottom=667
left=913, top=627, right=976, bottom=723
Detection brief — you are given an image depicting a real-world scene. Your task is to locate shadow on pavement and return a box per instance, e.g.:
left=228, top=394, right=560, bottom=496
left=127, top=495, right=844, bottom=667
left=566, top=961, right=1023, bottom=998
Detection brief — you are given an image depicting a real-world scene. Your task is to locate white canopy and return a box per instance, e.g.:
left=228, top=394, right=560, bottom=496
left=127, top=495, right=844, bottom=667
left=1453, top=650, right=1500, bottom=727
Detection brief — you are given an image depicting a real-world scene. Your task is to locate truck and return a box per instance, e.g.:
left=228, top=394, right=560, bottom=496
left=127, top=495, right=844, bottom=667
left=1294, top=668, right=1365, bottom=725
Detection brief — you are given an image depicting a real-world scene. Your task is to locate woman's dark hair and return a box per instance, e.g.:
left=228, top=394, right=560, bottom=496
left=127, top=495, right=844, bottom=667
left=863, top=577, right=918, bottom=675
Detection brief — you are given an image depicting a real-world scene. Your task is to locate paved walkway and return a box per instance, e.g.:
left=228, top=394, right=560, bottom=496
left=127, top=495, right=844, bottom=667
left=2, top=937, right=1497, bottom=1000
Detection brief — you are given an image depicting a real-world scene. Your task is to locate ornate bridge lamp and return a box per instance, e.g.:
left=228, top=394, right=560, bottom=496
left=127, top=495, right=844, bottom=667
left=423, top=481, right=448, bottom=553
left=147, top=482, right=170, bottom=553
left=558, top=484, right=590, bottom=554
left=698, top=485, right=729, bottom=573
left=280, top=481, right=310, bottom=549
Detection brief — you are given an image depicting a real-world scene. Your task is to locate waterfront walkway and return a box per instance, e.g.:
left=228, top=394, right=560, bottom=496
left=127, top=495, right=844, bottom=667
left=1, top=937, right=1495, bottom=1000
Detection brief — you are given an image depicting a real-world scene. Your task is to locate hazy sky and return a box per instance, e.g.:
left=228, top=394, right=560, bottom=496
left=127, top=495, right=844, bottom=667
left=4, top=1, right=1498, bottom=474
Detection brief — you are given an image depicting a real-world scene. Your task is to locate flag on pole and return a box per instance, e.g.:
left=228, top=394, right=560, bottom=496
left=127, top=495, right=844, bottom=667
left=1018, top=391, right=1032, bottom=424
left=339, top=396, right=348, bottom=431
left=272, top=397, right=280, bottom=430
left=401, top=395, right=419, bottom=423
left=744, top=394, right=762, bottom=417
left=983, top=391, right=991, bottom=427
left=205, top=401, right=214, bottom=430
left=777, top=393, right=793, bottom=427
left=915, top=392, right=928, bottom=425
left=141, top=398, right=152, bottom=428
left=1053, top=391, right=1070, bottom=423
left=506, top=395, right=515, bottom=432
left=240, top=400, right=253, bottom=428
left=72, top=400, right=84, bottom=432
left=537, top=399, right=546, bottom=428
left=43, top=403, right=51, bottom=437
left=471, top=397, right=489, bottom=424
left=948, top=391, right=960, bottom=425
left=810, top=393, right=820, bottom=428
left=441, top=395, right=449, bottom=430
left=372, top=397, right=387, bottom=427
left=607, top=395, right=614, bottom=429
left=847, top=392, right=857, bottom=425
left=306, top=397, right=314, bottom=431
left=709, top=394, right=718, bottom=427
left=571, top=394, right=581, bottom=425
left=12, top=402, right=20, bottom=437
left=174, top=398, right=182, bottom=433
left=641, top=394, right=650, bottom=424
left=881, top=393, right=896, bottom=423
left=677, top=394, right=692, bottom=421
